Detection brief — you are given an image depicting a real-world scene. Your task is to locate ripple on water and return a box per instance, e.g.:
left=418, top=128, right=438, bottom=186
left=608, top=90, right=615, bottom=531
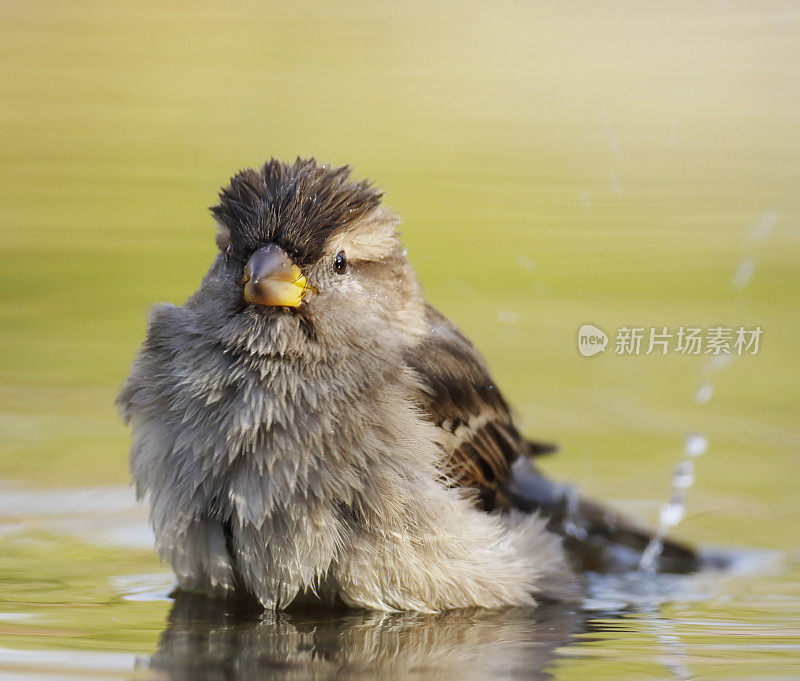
left=0, top=484, right=154, bottom=550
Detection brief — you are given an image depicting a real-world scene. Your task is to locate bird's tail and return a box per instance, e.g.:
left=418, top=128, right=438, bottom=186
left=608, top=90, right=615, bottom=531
left=503, top=458, right=702, bottom=574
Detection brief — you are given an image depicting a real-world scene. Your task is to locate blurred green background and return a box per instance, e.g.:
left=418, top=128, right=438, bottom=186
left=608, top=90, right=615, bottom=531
left=3, top=0, right=798, bottom=543
left=0, top=0, right=799, bottom=673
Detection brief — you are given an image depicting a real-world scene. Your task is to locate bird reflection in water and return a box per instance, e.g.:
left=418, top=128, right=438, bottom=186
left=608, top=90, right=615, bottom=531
left=146, top=593, right=591, bottom=681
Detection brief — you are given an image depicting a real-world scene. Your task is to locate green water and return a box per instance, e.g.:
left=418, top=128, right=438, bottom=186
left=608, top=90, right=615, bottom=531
left=1, top=1, right=798, bottom=678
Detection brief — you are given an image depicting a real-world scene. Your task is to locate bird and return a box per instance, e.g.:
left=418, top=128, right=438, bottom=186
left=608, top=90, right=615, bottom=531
left=117, top=157, right=699, bottom=613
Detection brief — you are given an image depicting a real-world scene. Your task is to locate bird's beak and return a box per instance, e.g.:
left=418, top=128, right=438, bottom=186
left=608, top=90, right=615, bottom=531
left=242, top=244, right=313, bottom=308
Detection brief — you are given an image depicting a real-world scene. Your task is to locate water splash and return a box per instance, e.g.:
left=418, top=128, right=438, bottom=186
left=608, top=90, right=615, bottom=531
left=641, top=356, right=723, bottom=570
left=639, top=210, right=775, bottom=572
left=639, top=433, right=707, bottom=572
left=562, top=486, right=588, bottom=541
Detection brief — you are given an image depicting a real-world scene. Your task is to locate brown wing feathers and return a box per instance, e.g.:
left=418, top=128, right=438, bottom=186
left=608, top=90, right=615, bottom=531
left=405, top=306, right=550, bottom=509
left=405, top=306, right=702, bottom=573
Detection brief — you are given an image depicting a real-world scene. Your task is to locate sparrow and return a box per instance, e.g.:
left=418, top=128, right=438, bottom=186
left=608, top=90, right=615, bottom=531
left=118, top=158, right=698, bottom=612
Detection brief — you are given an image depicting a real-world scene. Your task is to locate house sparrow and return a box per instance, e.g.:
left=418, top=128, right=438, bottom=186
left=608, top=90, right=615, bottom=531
left=118, top=158, right=698, bottom=612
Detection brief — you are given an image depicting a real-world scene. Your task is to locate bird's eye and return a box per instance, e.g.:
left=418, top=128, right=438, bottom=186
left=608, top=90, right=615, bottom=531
left=333, top=250, right=347, bottom=274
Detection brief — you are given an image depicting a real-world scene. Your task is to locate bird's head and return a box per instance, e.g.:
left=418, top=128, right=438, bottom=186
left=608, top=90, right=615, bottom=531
left=194, top=158, right=426, bottom=362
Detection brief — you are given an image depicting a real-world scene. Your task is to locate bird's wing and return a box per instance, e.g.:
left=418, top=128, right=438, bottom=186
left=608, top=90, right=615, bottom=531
left=404, top=305, right=555, bottom=510
left=404, top=305, right=703, bottom=573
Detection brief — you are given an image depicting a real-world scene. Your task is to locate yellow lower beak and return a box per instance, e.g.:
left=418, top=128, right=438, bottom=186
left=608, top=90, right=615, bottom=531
left=242, top=245, right=312, bottom=308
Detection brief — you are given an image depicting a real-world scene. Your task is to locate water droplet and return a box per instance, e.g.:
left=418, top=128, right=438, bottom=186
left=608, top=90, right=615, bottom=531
left=694, top=383, right=713, bottom=404
left=685, top=433, right=707, bottom=458
left=659, top=502, right=685, bottom=528
left=673, top=470, right=695, bottom=490
left=638, top=536, right=663, bottom=572
left=732, top=258, right=756, bottom=290
left=707, top=353, right=734, bottom=373
left=562, top=486, right=589, bottom=540
left=565, top=523, right=588, bottom=541
left=746, top=209, right=778, bottom=242
left=515, top=254, right=536, bottom=272
left=672, top=460, right=695, bottom=489
left=496, top=310, right=519, bottom=325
